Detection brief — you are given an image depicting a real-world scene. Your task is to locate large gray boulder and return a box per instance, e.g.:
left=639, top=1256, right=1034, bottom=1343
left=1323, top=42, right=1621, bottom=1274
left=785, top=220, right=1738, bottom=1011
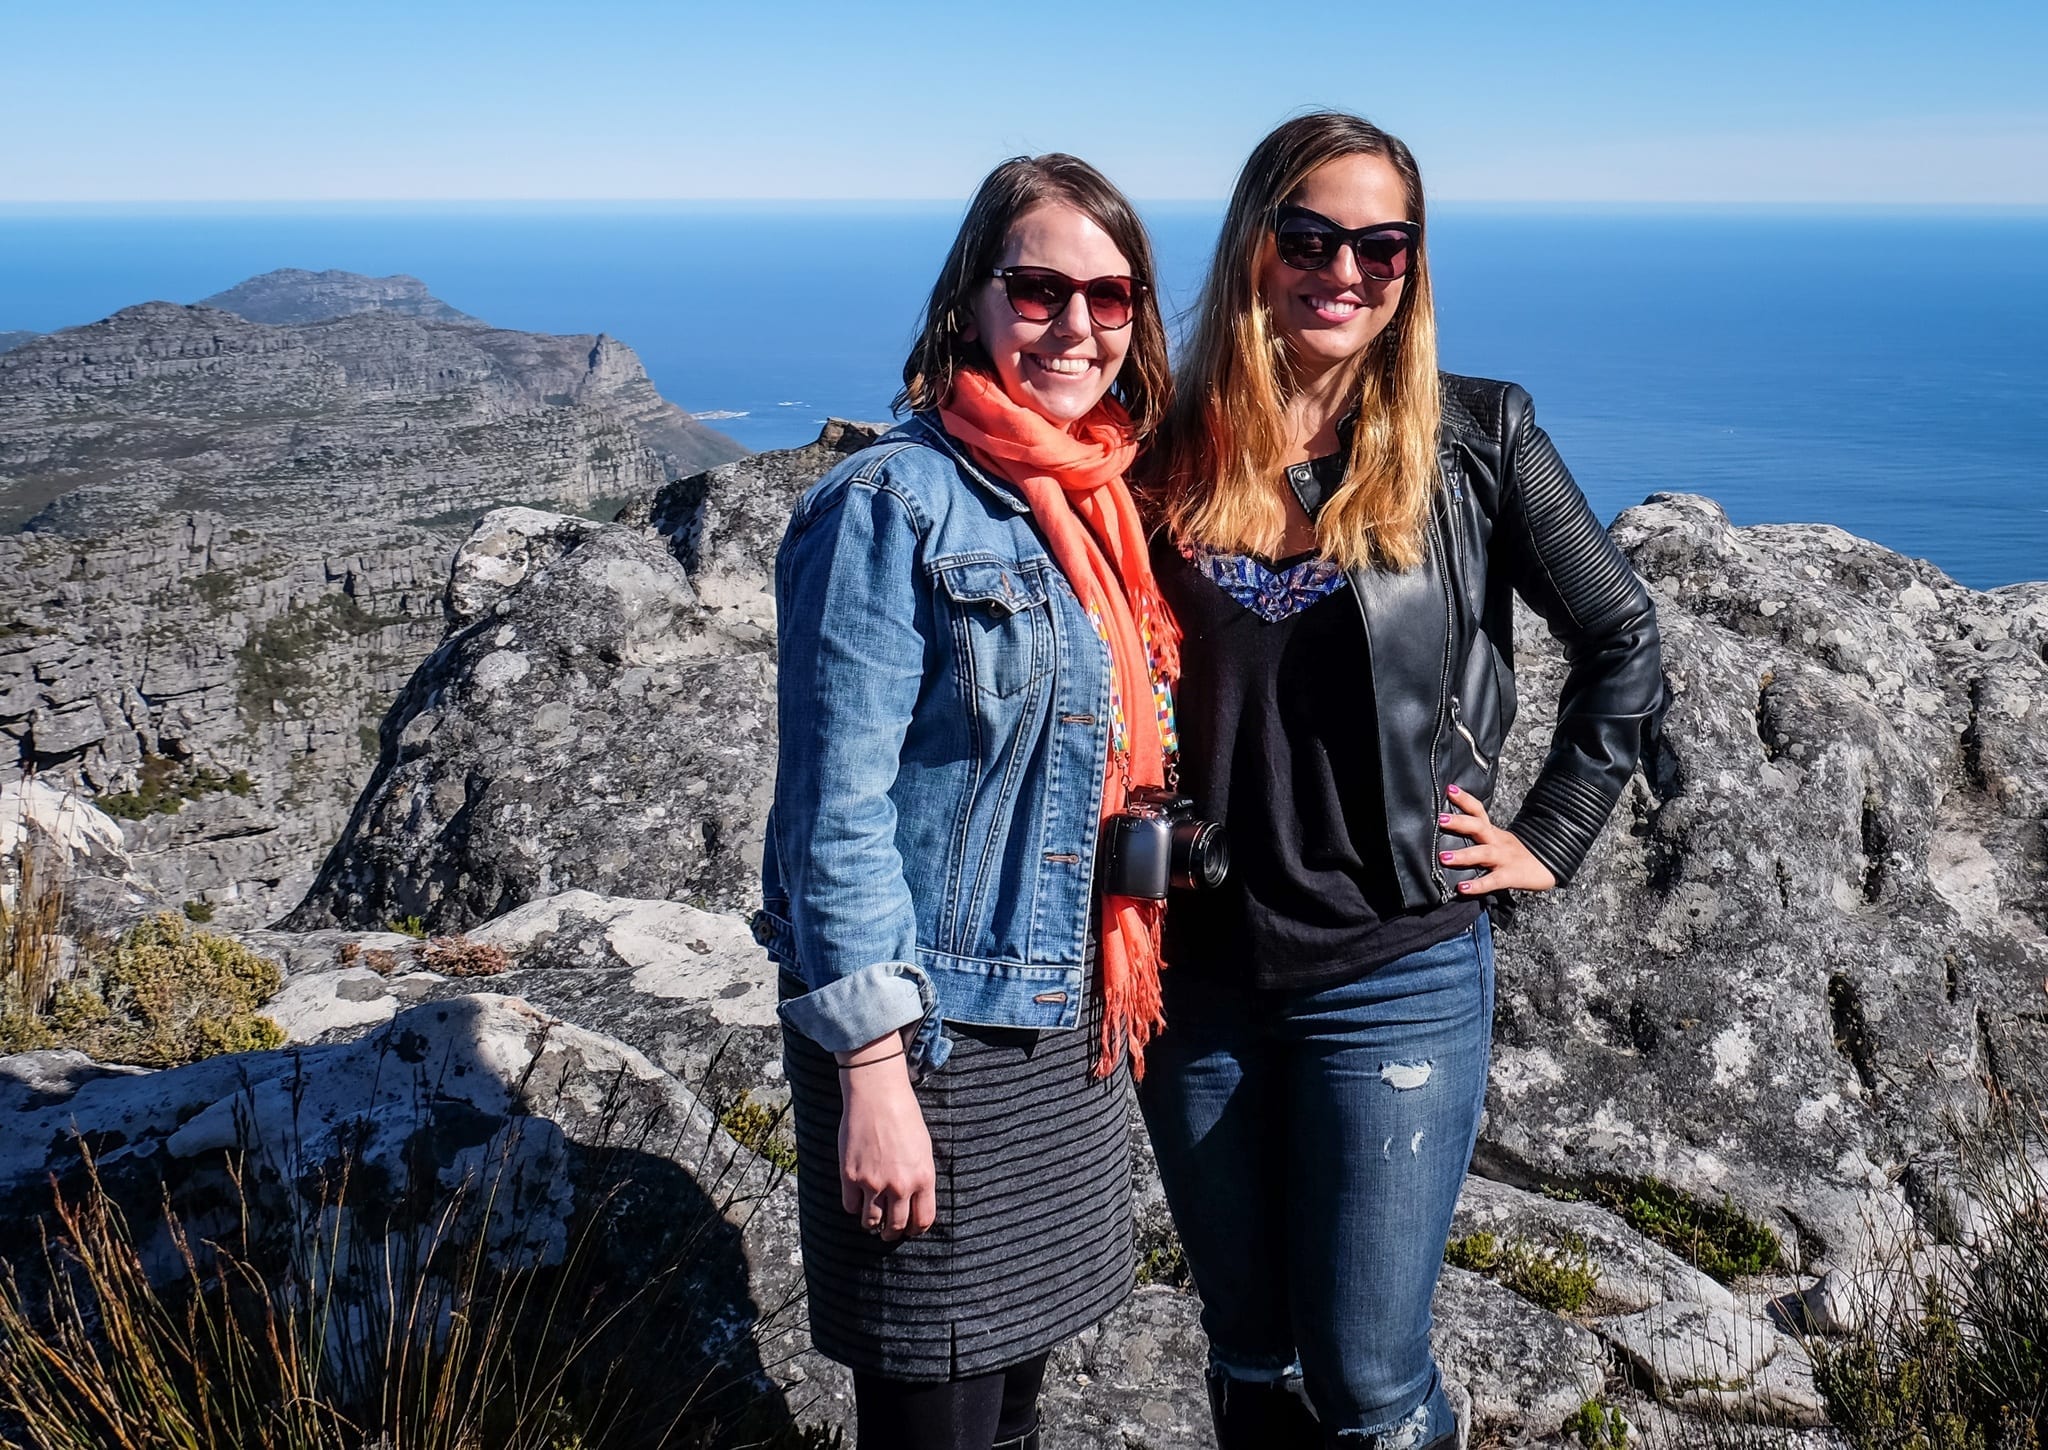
left=285, top=522, right=775, bottom=931
left=286, top=423, right=886, bottom=936
left=0, top=992, right=842, bottom=1444
left=1482, top=494, right=2048, bottom=1268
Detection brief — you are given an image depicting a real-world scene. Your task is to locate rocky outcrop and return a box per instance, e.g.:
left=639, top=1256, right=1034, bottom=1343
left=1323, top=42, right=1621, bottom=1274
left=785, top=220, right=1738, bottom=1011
left=0, top=331, right=35, bottom=356
left=1483, top=494, right=2048, bottom=1270
left=286, top=422, right=884, bottom=934
left=1, top=273, right=748, bottom=926
left=199, top=267, right=480, bottom=325
left=302, top=425, right=2048, bottom=1288
left=0, top=993, right=840, bottom=1444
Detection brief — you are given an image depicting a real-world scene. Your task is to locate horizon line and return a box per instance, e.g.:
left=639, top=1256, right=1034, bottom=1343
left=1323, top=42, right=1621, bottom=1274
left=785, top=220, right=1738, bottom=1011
left=4, top=197, right=2048, bottom=211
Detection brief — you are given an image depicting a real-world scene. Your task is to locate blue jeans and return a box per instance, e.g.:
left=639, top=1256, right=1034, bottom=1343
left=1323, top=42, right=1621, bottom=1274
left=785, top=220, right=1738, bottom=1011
left=1137, top=918, right=1495, bottom=1447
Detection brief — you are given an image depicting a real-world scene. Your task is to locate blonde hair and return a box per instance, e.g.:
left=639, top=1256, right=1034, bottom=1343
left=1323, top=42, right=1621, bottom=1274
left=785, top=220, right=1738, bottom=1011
left=1160, top=112, right=1442, bottom=571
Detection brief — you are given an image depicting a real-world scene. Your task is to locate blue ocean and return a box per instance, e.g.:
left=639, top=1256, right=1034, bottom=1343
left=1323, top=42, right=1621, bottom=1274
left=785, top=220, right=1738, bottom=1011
left=2, top=204, right=2042, bottom=589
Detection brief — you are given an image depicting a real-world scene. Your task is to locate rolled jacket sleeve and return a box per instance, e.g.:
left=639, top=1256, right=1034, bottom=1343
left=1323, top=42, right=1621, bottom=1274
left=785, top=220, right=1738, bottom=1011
left=769, top=473, right=949, bottom=1071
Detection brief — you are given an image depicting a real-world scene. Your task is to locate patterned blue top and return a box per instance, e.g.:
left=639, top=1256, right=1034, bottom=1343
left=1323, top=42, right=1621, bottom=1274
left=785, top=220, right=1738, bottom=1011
left=1180, top=542, right=1349, bottom=622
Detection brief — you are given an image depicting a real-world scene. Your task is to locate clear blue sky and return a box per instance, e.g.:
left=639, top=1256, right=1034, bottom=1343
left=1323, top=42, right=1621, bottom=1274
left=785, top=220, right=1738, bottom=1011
left=3, top=0, right=2044, bottom=203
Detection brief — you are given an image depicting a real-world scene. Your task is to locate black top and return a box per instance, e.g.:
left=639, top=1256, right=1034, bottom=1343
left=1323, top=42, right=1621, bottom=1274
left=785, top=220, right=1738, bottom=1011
left=1155, top=512, right=1482, bottom=992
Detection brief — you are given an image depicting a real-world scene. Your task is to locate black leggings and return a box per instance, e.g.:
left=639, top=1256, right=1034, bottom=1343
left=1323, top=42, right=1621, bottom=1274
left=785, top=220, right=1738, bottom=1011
left=852, top=1353, right=1047, bottom=1449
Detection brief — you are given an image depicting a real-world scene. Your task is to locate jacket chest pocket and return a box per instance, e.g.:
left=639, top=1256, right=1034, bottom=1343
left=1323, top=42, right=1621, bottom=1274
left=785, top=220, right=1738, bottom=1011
left=934, top=556, right=1054, bottom=700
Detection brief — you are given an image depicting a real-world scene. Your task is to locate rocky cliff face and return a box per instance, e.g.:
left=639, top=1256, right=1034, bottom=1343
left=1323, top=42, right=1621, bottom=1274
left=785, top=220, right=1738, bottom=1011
left=0, top=273, right=747, bottom=926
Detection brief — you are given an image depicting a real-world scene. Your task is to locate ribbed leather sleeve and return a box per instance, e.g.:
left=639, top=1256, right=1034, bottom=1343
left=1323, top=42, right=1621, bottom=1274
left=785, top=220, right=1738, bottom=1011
left=1495, top=386, right=1666, bottom=885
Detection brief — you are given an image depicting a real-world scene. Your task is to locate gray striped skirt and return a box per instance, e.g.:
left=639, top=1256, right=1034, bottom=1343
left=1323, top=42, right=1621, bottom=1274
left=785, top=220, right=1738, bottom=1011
left=783, top=989, right=1136, bottom=1380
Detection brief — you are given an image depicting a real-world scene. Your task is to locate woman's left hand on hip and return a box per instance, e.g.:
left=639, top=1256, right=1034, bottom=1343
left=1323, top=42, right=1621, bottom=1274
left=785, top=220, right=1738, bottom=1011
left=1437, top=785, right=1557, bottom=894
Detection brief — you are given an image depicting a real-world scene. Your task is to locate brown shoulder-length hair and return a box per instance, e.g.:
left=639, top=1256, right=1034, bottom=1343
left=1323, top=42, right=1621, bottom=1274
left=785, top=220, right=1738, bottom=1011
left=895, top=154, right=1171, bottom=439
left=1159, top=112, right=1441, bottom=570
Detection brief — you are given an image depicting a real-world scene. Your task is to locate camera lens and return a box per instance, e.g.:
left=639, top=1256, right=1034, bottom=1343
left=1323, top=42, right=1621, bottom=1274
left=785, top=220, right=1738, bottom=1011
left=1170, top=820, right=1230, bottom=891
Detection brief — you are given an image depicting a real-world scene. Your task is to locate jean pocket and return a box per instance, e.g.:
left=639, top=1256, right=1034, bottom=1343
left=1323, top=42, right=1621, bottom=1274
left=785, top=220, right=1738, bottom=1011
left=935, top=555, right=1053, bottom=700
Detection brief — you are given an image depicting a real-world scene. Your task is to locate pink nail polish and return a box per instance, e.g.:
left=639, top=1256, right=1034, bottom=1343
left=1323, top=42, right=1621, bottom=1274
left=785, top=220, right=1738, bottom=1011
left=1438, top=813, right=1454, bottom=825
left=1447, top=784, right=1461, bottom=797
left=1440, top=851, right=1454, bottom=863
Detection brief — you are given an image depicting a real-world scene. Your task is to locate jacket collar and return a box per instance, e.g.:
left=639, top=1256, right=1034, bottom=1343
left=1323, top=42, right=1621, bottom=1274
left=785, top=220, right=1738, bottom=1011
left=897, top=413, right=1034, bottom=515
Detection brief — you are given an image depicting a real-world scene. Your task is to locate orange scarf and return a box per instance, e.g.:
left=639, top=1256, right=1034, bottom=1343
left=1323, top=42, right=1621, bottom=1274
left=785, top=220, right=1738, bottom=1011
left=940, top=369, right=1180, bottom=1078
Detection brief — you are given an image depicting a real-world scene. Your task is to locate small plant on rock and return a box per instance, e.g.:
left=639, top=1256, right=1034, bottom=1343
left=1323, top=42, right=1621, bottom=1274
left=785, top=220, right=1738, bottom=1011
left=419, top=934, right=511, bottom=978
left=1593, top=1177, right=1780, bottom=1283
left=718, top=1089, right=798, bottom=1174
left=1445, top=1230, right=1599, bottom=1315
left=1564, top=1398, right=1630, bottom=1448
left=1135, top=1226, right=1192, bottom=1289
left=388, top=913, right=429, bottom=938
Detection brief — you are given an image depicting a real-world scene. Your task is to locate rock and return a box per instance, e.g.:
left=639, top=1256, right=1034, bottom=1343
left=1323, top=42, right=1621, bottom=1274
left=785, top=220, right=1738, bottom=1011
left=1, top=276, right=746, bottom=927
left=258, top=892, right=785, bottom=1103
left=1452, top=1175, right=1737, bottom=1315
left=0, top=992, right=846, bottom=1442
left=1042, top=1286, right=1212, bottom=1449
left=287, top=486, right=788, bottom=934
left=1480, top=494, right=2048, bottom=1270
left=1434, top=1267, right=1607, bottom=1438
left=445, top=506, right=602, bottom=626
left=1597, top=1300, right=1826, bottom=1426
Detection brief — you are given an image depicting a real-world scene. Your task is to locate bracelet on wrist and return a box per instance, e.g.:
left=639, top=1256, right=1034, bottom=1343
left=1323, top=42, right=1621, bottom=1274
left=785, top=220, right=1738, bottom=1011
left=838, top=1047, right=907, bottom=1071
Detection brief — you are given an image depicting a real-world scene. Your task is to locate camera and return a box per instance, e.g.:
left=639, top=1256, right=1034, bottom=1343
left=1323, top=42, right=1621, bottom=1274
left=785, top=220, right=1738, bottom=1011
left=1101, top=786, right=1230, bottom=900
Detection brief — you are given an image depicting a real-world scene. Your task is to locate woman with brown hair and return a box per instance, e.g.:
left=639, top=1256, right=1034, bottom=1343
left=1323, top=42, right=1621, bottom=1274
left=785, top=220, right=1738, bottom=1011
left=1138, top=113, right=1664, bottom=1448
left=756, top=153, right=1176, bottom=1450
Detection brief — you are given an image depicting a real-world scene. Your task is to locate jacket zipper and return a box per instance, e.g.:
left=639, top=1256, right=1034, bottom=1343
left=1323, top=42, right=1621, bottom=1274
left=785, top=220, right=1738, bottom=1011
left=1448, top=695, right=1493, bottom=769
left=1429, top=509, right=1454, bottom=898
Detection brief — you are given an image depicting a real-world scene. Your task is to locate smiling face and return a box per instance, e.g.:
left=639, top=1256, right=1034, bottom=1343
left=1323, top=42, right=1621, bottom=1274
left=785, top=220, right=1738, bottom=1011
left=964, top=201, right=1135, bottom=426
left=1257, top=151, right=1412, bottom=384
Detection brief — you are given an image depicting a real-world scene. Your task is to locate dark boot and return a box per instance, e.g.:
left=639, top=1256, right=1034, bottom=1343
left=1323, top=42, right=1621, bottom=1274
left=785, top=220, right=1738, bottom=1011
left=1207, top=1367, right=1321, bottom=1448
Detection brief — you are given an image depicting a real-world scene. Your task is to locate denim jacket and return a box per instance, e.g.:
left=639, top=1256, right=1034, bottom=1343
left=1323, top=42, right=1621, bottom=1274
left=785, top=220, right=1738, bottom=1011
left=753, top=415, right=1113, bottom=1074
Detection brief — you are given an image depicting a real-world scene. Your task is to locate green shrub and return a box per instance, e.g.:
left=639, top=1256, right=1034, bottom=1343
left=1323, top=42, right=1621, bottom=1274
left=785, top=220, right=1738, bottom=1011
left=24, top=912, right=285, bottom=1068
left=235, top=592, right=408, bottom=721
left=1593, top=1177, right=1780, bottom=1282
left=180, top=899, right=215, bottom=923
left=388, top=914, right=429, bottom=939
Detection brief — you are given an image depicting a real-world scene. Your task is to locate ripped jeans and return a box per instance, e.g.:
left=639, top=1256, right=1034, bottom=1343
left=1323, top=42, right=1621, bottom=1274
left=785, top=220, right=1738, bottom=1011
left=1137, top=917, right=1495, bottom=1447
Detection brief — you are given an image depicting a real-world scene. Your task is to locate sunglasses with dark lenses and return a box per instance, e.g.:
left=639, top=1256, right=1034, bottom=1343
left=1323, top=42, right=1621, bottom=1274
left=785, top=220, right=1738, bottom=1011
left=990, top=267, right=1144, bottom=330
left=1271, top=206, right=1420, bottom=280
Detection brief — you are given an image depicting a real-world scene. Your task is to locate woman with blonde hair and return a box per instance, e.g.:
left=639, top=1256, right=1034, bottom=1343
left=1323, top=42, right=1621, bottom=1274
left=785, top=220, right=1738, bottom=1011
left=1139, top=112, right=1665, bottom=1448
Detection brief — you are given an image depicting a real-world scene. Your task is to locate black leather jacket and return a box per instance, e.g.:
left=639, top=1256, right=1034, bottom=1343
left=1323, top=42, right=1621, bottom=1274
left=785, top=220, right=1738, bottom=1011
left=1290, top=373, right=1665, bottom=904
